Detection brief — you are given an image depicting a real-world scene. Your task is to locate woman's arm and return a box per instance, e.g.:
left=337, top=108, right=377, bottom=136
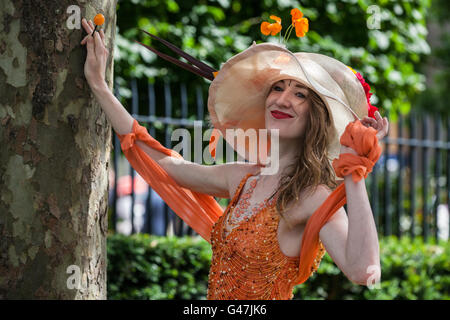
left=90, top=81, right=134, bottom=135
left=318, top=112, right=388, bottom=286
left=80, top=18, right=262, bottom=198
left=80, top=18, right=134, bottom=135
left=343, top=174, right=381, bottom=283
left=317, top=179, right=381, bottom=286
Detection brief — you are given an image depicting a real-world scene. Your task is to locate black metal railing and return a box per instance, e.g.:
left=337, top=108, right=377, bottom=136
left=110, top=78, right=450, bottom=242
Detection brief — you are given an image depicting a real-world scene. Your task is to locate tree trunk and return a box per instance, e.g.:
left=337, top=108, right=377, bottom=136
left=0, top=0, right=117, bottom=299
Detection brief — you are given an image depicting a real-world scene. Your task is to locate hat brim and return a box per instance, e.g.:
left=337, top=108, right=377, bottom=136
left=207, top=43, right=368, bottom=178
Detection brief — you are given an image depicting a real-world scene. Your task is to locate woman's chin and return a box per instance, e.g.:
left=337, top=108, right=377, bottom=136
left=265, top=124, right=302, bottom=141
left=266, top=121, right=289, bottom=134
left=265, top=127, right=290, bottom=139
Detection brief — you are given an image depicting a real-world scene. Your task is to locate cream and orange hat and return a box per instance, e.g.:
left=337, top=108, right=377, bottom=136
left=207, top=41, right=370, bottom=167
left=136, top=9, right=377, bottom=176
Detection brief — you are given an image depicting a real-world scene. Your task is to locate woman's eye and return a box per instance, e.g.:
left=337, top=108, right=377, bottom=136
left=273, top=86, right=283, bottom=91
left=296, top=92, right=306, bottom=98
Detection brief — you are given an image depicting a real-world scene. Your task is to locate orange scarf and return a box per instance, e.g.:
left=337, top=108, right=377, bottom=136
left=296, top=120, right=381, bottom=284
left=115, top=119, right=381, bottom=284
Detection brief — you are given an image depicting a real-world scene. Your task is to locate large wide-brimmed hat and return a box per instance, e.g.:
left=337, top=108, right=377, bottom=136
left=135, top=31, right=374, bottom=180
left=207, top=42, right=368, bottom=169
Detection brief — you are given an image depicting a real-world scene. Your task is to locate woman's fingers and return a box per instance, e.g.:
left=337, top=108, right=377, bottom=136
left=94, top=31, right=103, bottom=59
left=85, top=32, right=96, bottom=61
left=360, top=113, right=389, bottom=140
left=362, top=117, right=376, bottom=125
left=361, top=116, right=376, bottom=128
left=381, top=116, right=389, bottom=135
left=82, top=18, right=93, bottom=34
left=374, top=112, right=389, bottom=140
left=100, top=29, right=105, bottom=42
left=376, top=112, right=385, bottom=129
left=375, top=111, right=382, bottom=121
left=376, top=111, right=386, bottom=128
left=92, top=30, right=108, bottom=57
left=81, top=18, right=96, bottom=36
left=82, top=25, right=107, bottom=57
left=81, top=18, right=94, bottom=45
left=81, top=19, right=107, bottom=47
left=100, top=29, right=108, bottom=53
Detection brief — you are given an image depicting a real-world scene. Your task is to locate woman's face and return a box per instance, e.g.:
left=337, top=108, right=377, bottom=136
left=265, top=79, right=311, bottom=139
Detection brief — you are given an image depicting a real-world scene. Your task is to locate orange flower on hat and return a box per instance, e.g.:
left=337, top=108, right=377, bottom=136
left=260, top=15, right=282, bottom=36
left=290, top=8, right=309, bottom=37
left=290, top=8, right=303, bottom=24
left=261, top=9, right=309, bottom=43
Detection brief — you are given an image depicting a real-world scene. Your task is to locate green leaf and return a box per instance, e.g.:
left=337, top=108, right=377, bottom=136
left=166, top=0, right=180, bottom=13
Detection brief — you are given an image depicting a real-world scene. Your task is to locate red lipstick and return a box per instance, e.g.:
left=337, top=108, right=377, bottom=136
left=271, top=110, right=293, bottom=119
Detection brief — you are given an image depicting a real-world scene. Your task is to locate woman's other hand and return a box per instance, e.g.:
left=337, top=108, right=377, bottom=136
left=80, top=18, right=109, bottom=90
left=360, top=111, right=389, bottom=141
left=339, top=111, right=389, bottom=156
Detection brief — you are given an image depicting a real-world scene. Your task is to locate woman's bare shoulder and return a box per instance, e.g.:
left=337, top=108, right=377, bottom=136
left=285, top=184, right=333, bottom=225
left=298, top=184, right=333, bottom=217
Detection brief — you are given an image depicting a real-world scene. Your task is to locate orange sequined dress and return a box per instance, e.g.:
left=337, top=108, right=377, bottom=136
left=207, top=172, right=326, bottom=300
left=115, top=119, right=381, bottom=300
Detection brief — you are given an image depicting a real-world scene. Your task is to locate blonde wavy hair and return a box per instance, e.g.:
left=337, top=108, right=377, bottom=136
left=266, top=87, right=339, bottom=225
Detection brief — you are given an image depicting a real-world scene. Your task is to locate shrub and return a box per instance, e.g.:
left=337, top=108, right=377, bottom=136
left=107, top=233, right=212, bottom=299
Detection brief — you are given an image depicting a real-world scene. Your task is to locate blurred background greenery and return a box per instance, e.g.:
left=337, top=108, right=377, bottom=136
left=112, top=0, right=448, bottom=121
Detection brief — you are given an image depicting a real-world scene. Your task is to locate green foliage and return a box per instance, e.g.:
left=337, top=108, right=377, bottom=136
left=293, top=235, right=449, bottom=300
left=114, top=0, right=432, bottom=120
left=107, top=234, right=449, bottom=300
left=413, top=0, right=450, bottom=118
left=107, top=233, right=212, bottom=299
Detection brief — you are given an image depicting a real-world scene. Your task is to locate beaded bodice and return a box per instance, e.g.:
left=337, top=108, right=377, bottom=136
left=222, top=173, right=277, bottom=238
left=207, top=173, right=326, bottom=300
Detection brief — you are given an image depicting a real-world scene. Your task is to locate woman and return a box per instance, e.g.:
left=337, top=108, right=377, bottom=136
left=81, top=17, right=389, bottom=299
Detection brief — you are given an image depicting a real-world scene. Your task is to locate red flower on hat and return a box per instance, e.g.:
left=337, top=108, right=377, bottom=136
left=348, top=66, right=378, bottom=119
left=354, top=72, right=370, bottom=97
left=367, top=101, right=378, bottom=119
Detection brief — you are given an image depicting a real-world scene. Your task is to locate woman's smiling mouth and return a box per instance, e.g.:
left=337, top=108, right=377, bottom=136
left=270, top=110, right=294, bottom=119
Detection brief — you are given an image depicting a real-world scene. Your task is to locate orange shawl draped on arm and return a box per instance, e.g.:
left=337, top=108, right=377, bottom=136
left=115, top=119, right=381, bottom=285
left=115, top=120, right=223, bottom=242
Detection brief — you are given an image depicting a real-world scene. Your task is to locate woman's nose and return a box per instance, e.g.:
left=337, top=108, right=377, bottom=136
left=276, top=89, right=292, bottom=108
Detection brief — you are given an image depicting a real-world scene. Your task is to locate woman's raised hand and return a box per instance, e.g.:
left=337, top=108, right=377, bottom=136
left=80, top=18, right=109, bottom=90
left=340, top=111, right=389, bottom=156
left=360, top=111, right=389, bottom=141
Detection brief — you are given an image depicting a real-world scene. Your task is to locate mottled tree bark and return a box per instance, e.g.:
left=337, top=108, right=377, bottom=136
left=0, top=0, right=117, bottom=299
